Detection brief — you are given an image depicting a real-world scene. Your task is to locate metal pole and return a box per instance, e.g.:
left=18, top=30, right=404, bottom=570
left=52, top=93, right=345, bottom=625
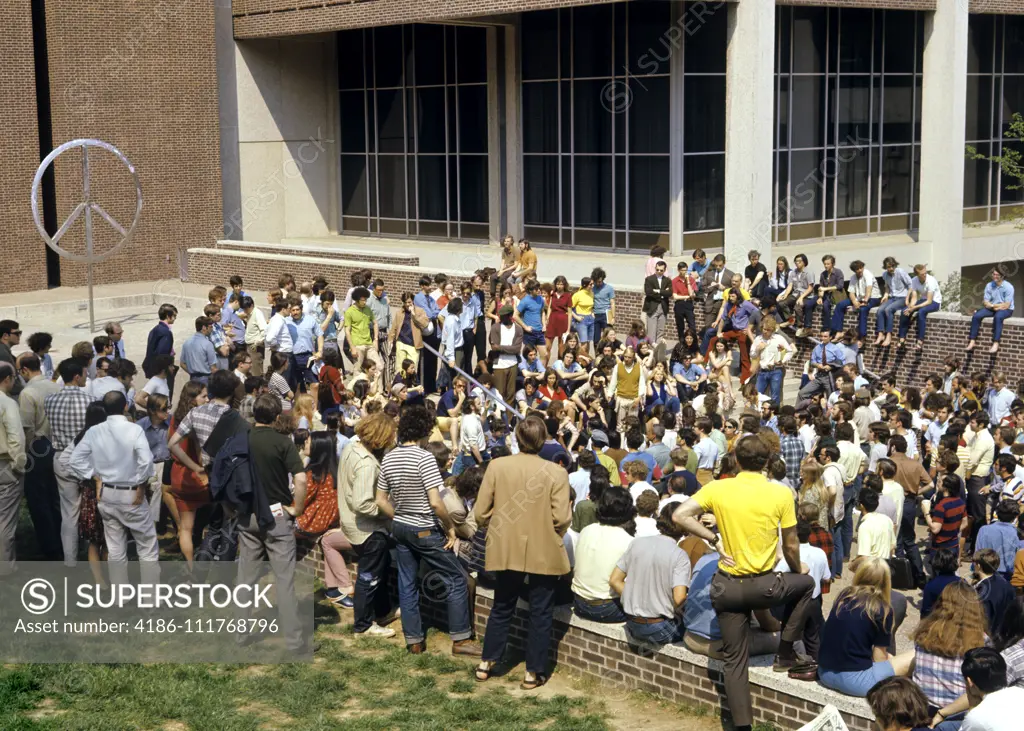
left=81, top=143, right=95, bottom=334
left=420, top=339, right=522, bottom=421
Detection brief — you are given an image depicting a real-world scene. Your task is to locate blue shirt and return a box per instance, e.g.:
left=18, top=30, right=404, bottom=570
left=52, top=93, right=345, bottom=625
left=727, top=300, right=759, bottom=330
left=976, top=521, right=1019, bottom=574
left=883, top=268, right=912, bottom=299
left=436, top=389, right=460, bottom=417
left=316, top=307, right=342, bottom=342
left=414, top=291, right=440, bottom=320
left=287, top=314, right=318, bottom=354
left=520, top=356, right=544, bottom=374
left=459, top=297, right=481, bottom=330
left=683, top=553, right=721, bottom=640
left=137, top=416, right=170, bottom=463
left=593, top=282, right=615, bottom=314
left=180, top=333, right=217, bottom=375
left=222, top=307, right=246, bottom=345
left=672, top=362, right=705, bottom=383
left=517, top=294, right=545, bottom=331
left=440, top=315, right=464, bottom=362
left=810, top=342, right=846, bottom=368
left=620, top=452, right=657, bottom=483
left=984, top=280, right=1015, bottom=307
left=690, top=260, right=709, bottom=277
left=553, top=360, right=582, bottom=375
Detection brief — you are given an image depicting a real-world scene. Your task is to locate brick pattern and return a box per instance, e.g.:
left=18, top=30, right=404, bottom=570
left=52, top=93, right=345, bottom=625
left=970, top=0, right=1024, bottom=12
left=188, top=247, right=1024, bottom=389
left=778, top=0, right=935, bottom=8
left=0, top=4, right=50, bottom=292
left=42, top=1, right=223, bottom=291
left=215, top=241, right=420, bottom=267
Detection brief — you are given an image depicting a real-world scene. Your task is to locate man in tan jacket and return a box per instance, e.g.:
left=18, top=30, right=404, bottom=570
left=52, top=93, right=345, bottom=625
left=473, top=415, right=571, bottom=690
left=388, top=293, right=430, bottom=373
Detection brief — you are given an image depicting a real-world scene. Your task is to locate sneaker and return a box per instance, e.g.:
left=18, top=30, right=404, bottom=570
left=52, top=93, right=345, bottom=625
left=452, top=639, right=483, bottom=657
left=795, top=328, right=807, bottom=338
left=363, top=622, right=396, bottom=638
left=376, top=608, right=401, bottom=626
left=330, top=594, right=355, bottom=609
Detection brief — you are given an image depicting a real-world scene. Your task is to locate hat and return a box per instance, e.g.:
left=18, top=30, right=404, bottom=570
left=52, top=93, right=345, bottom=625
left=590, top=429, right=610, bottom=447
left=390, top=382, right=407, bottom=397
left=856, top=388, right=871, bottom=399
left=498, top=304, right=514, bottom=316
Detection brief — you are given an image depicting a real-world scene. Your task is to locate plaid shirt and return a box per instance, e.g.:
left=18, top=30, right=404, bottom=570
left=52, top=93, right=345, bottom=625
left=1005, top=638, right=1024, bottom=688
left=43, top=387, right=92, bottom=451
left=209, top=323, right=228, bottom=350
left=780, top=434, right=805, bottom=490
left=806, top=524, right=833, bottom=593
left=913, top=648, right=967, bottom=708
left=175, top=401, right=230, bottom=466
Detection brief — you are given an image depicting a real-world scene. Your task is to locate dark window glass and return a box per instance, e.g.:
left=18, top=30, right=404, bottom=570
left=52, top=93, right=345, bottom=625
left=1001, top=141, right=1024, bottom=203
left=574, top=80, right=613, bottom=153
left=574, top=156, right=613, bottom=228
left=458, top=85, right=488, bottom=154
left=459, top=156, right=488, bottom=222
left=614, top=3, right=627, bottom=75
left=774, top=151, right=790, bottom=224
left=376, top=89, right=405, bottom=153
left=629, top=156, right=669, bottom=231
left=966, top=75, right=993, bottom=142
left=792, top=8, right=826, bottom=74
left=1002, top=76, right=1024, bottom=131
left=562, top=156, right=572, bottom=226
left=373, top=26, right=405, bottom=87
left=615, top=155, right=626, bottom=230
left=629, top=1, right=671, bottom=76
left=684, top=2, right=727, bottom=74
left=377, top=156, right=407, bottom=219
left=417, top=155, right=448, bottom=221
left=446, top=26, right=457, bottom=85
left=523, top=83, right=559, bottom=153
left=791, top=76, right=825, bottom=149
left=414, top=24, right=445, bottom=86
left=561, top=80, right=572, bottom=152
left=522, top=10, right=560, bottom=80
left=448, top=153, right=458, bottom=221
left=457, top=27, right=488, bottom=83
left=834, top=144, right=870, bottom=218
left=837, top=75, right=872, bottom=143
left=776, top=77, right=790, bottom=149
left=882, top=75, right=914, bottom=144
left=573, top=4, right=613, bottom=78
left=964, top=142, right=990, bottom=208
left=341, top=156, right=369, bottom=217
left=884, top=12, right=916, bottom=74
left=683, top=154, right=725, bottom=231
left=879, top=145, right=912, bottom=214
left=629, top=76, right=670, bottom=154
left=684, top=76, right=726, bottom=153
left=338, top=30, right=365, bottom=90
left=340, top=91, right=367, bottom=153
left=967, top=14, right=995, bottom=75
left=1005, top=16, right=1024, bottom=74
left=415, top=88, right=446, bottom=153
left=524, top=156, right=560, bottom=226
left=789, top=149, right=825, bottom=222
left=838, top=8, right=873, bottom=74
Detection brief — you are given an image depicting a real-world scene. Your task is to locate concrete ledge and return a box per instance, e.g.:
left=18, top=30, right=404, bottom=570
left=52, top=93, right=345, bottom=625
left=214, top=239, right=421, bottom=266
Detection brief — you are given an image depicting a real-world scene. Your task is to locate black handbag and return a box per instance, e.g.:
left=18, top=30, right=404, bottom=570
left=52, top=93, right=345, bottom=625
left=888, top=557, right=914, bottom=591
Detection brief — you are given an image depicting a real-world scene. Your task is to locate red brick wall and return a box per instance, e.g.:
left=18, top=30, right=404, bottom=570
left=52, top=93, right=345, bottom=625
left=970, top=0, right=1024, bottom=12
left=0, top=3, right=50, bottom=292
left=43, top=1, right=222, bottom=290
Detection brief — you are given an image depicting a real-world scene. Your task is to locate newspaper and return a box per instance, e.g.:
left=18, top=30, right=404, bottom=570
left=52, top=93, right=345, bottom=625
left=796, top=704, right=850, bottom=731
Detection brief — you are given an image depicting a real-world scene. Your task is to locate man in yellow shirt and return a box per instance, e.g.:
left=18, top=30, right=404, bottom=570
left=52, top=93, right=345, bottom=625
left=672, top=436, right=815, bottom=731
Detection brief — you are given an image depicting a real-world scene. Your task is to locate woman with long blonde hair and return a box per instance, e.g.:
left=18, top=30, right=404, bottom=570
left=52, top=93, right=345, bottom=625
left=911, top=581, right=987, bottom=713
left=798, top=457, right=834, bottom=530
left=292, top=392, right=322, bottom=432
left=818, top=558, right=916, bottom=697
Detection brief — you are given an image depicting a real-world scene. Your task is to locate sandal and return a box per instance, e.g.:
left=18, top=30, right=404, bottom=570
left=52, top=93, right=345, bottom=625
left=520, top=674, right=548, bottom=691
left=475, top=662, right=495, bottom=682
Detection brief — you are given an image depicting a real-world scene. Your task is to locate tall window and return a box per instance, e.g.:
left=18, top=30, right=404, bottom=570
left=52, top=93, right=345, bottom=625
left=338, top=25, right=489, bottom=240
left=964, top=14, right=1024, bottom=224
left=520, top=2, right=727, bottom=251
left=773, top=7, right=923, bottom=243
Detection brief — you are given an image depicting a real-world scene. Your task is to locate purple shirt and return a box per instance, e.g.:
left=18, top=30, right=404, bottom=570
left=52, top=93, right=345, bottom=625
left=727, top=301, right=760, bottom=330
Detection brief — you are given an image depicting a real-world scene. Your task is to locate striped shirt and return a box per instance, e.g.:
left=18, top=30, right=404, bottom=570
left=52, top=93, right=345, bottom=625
left=913, top=648, right=968, bottom=708
left=376, top=444, right=444, bottom=529
left=931, top=496, right=966, bottom=551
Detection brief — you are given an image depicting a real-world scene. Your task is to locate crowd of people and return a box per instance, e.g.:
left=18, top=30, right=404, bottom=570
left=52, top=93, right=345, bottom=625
left=0, top=241, right=1020, bottom=730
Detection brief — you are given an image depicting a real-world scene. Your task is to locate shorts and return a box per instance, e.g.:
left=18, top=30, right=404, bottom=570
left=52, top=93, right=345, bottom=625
left=575, top=315, right=595, bottom=343
left=290, top=353, right=317, bottom=385
left=818, top=660, right=894, bottom=697
left=523, top=330, right=546, bottom=347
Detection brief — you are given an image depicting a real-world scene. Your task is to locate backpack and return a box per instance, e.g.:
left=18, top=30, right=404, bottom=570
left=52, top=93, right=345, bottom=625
left=194, top=504, right=238, bottom=563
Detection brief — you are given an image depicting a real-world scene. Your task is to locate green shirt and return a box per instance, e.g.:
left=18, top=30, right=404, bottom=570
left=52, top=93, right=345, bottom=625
left=344, top=305, right=375, bottom=346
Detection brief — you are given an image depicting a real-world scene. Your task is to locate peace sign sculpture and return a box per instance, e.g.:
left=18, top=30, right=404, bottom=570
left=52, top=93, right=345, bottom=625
left=30, top=139, right=143, bottom=333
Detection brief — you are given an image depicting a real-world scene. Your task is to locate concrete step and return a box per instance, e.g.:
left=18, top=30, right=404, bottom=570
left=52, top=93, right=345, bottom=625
left=214, top=239, right=420, bottom=267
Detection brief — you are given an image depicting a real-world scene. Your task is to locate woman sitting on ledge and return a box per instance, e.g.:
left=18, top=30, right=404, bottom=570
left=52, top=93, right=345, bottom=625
left=818, top=557, right=915, bottom=697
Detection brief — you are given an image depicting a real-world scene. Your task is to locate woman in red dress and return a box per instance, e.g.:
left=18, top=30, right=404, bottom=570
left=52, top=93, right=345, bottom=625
left=169, top=381, right=211, bottom=569
left=545, top=275, right=572, bottom=364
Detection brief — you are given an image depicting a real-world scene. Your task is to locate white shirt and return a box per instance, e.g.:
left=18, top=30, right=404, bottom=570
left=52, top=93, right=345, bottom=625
left=458, top=413, right=486, bottom=453
left=496, top=324, right=518, bottom=370
left=571, top=523, right=634, bottom=601
left=659, top=494, right=686, bottom=513
left=798, top=424, right=817, bottom=456
left=233, top=369, right=246, bottom=383
left=569, top=469, right=591, bottom=506
left=962, top=686, right=1024, bottom=731
left=142, top=376, right=169, bottom=398
left=867, top=442, right=889, bottom=473
left=882, top=480, right=905, bottom=525
left=910, top=274, right=942, bottom=305
left=849, top=269, right=876, bottom=300
left=823, top=463, right=846, bottom=523
left=751, top=333, right=793, bottom=369
left=68, top=415, right=154, bottom=486
left=634, top=516, right=659, bottom=538
left=87, top=376, right=127, bottom=402
left=776, top=543, right=830, bottom=599
left=265, top=312, right=293, bottom=353
left=629, top=480, right=657, bottom=504
left=837, top=440, right=866, bottom=481
left=244, top=307, right=269, bottom=346
left=857, top=511, right=897, bottom=559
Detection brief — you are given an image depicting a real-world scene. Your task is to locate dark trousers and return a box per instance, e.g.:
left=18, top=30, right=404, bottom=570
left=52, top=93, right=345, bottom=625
left=803, top=594, right=824, bottom=661
left=966, top=475, right=989, bottom=551
left=24, top=437, right=62, bottom=561
left=710, top=570, right=815, bottom=728
left=673, top=300, right=696, bottom=342
left=482, top=570, right=559, bottom=675
left=421, top=333, right=440, bottom=395
left=896, top=496, right=925, bottom=586
left=351, top=531, right=395, bottom=634
left=475, top=316, right=487, bottom=364
left=461, top=328, right=476, bottom=374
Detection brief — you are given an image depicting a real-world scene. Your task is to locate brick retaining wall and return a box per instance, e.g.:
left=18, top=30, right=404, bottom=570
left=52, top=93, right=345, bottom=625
left=187, top=245, right=1024, bottom=389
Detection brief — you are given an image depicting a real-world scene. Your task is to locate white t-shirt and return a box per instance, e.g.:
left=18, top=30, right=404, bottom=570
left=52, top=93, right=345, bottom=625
left=571, top=524, right=634, bottom=601
left=823, top=463, right=846, bottom=523
left=495, top=324, right=518, bottom=370
left=776, top=543, right=830, bottom=599
left=798, top=424, right=817, bottom=455
left=629, top=481, right=657, bottom=504
left=635, top=516, right=660, bottom=538
left=142, top=376, right=170, bottom=398
left=910, top=274, right=942, bottom=305
left=882, top=480, right=905, bottom=526
left=659, top=494, right=686, bottom=513
left=962, top=686, right=1024, bottom=731
left=458, top=413, right=487, bottom=453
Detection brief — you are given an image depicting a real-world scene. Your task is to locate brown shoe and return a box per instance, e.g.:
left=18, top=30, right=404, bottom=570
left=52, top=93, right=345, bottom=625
left=452, top=640, right=483, bottom=657
left=407, top=642, right=426, bottom=654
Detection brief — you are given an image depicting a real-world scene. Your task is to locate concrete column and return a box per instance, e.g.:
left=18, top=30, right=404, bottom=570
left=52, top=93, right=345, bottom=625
left=215, top=0, right=240, bottom=240
left=503, top=22, right=523, bottom=240
left=723, top=0, right=775, bottom=265
left=919, top=0, right=968, bottom=285
left=487, top=26, right=503, bottom=242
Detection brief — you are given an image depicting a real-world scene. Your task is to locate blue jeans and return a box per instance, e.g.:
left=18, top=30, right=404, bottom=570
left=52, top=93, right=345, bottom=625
left=819, top=660, right=895, bottom=697
left=646, top=395, right=681, bottom=416
left=392, top=522, right=473, bottom=645
left=625, top=617, right=681, bottom=650
left=841, top=479, right=861, bottom=560
left=876, top=297, right=906, bottom=334
left=574, top=597, right=628, bottom=623
left=832, top=523, right=845, bottom=579
left=482, top=571, right=559, bottom=675
left=756, top=368, right=784, bottom=406
left=898, top=301, right=940, bottom=341
left=451, top=453, right=478, bottom=477
left=800, top=295, right=819, bottom=328
left=832, top=297, right=880, bottom=337
left=969, top=307, right=1013, bottom=342
left=575, top=314, right=595, bottom=343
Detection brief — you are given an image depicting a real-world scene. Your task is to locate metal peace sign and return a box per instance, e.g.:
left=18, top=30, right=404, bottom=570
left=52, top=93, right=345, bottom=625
left=30, top=139, right=143, bottom=331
